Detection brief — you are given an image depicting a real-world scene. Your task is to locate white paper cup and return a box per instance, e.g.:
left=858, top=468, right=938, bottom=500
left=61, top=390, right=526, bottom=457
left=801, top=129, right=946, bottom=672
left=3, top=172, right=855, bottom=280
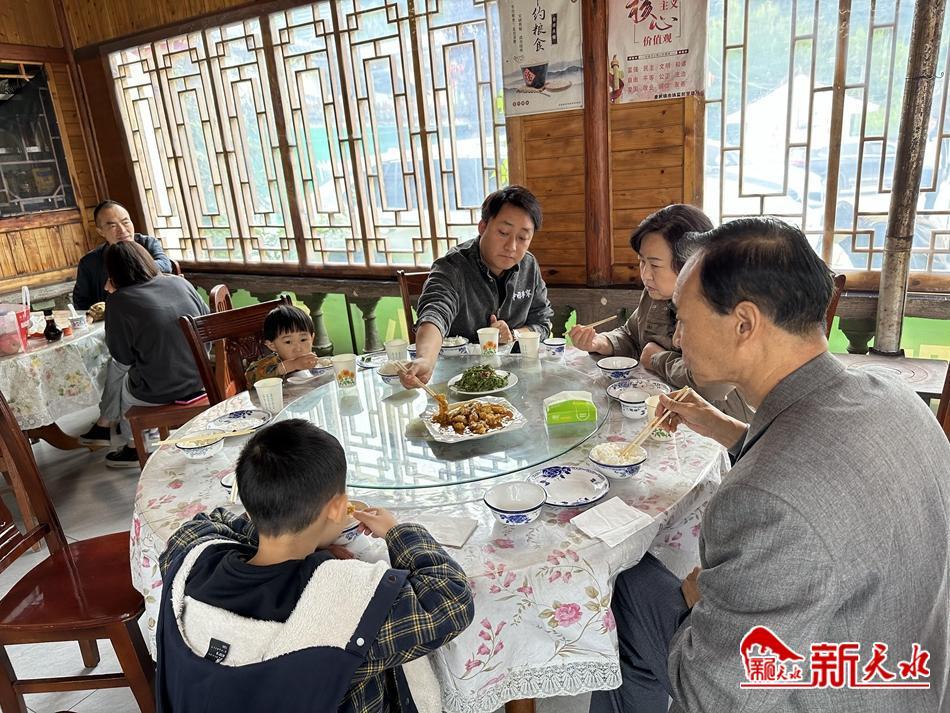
left=477, top=327, right=500, bottom=355
left=518, top=331, right=540, bottom=358
left=384, top=338, right=409, bottom=363
left=254, top=377, right=284, bottom=413
left=331, top=353, right=358, bottom=389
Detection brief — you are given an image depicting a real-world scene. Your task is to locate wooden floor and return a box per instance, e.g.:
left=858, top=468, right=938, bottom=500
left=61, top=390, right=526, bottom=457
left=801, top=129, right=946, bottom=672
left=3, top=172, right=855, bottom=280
left=0, top=406, right=590, bottom=713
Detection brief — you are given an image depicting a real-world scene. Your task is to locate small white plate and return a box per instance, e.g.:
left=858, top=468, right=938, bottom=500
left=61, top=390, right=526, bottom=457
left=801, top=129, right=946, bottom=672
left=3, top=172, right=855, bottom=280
left=220, top=471, right=236, bottom=489
left=606, top=378, right=672, bottom=401
left=526, top=465, right=610, bottom=507
left=357, top=352, right=389, bottom=369
left=447, top=370, right=518, bottom=396
left=207, top=409, right=272, bottom=432
left=286, top=365, right=331, bottom=385
left=421, top=396, right=527, bottom=443
left=648, top=426, right=675, bottom=442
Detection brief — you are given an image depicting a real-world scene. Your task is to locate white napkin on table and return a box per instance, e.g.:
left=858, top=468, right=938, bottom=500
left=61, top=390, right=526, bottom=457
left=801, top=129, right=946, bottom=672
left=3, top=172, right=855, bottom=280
left=571, top=497, right=653, bottom=548
left=409, top=513, right=478, bottom=549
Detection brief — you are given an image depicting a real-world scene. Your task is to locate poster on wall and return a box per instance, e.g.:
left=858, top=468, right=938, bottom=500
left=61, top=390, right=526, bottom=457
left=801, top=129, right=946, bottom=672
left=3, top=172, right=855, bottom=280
left=500, top=0, right=584, bottom=117
left=607, top=0, right=706, bottom=104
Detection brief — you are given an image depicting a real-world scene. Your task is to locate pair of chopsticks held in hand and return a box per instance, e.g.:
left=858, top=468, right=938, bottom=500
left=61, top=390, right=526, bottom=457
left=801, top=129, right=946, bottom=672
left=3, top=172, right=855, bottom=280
left=621, top=387, right=693, bottom=459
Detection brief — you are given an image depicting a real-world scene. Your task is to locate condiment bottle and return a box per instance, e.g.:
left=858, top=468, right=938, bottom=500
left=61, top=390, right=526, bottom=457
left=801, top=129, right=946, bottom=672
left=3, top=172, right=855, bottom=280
left=43, top=309, right=62, bottom=342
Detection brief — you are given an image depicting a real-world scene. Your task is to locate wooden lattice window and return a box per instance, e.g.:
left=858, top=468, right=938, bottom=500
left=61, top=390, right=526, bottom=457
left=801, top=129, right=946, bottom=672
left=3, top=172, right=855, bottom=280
left=109, top=0, right=506, bottom=270
left=703, top=0, right=950, bottom=290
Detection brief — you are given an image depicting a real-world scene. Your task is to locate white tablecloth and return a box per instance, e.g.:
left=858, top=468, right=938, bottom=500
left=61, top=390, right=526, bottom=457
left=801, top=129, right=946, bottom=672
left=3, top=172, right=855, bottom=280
left=0, top=324, right=109, bottom=430
left=131, top=348, right=727, bottom=711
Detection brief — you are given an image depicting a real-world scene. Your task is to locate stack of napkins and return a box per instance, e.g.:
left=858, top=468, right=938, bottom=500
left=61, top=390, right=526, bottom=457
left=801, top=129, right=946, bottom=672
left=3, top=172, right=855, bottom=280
left=410, top=513, right=478, bottom=549
left=571, top=497, right=653, bottom=547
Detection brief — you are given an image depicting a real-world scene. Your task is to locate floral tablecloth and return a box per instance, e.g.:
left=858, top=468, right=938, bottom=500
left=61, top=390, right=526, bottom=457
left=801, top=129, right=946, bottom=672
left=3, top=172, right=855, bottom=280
left=0, top=324, right=109, bottom=430
left=131, top=348, right=727, bottom=711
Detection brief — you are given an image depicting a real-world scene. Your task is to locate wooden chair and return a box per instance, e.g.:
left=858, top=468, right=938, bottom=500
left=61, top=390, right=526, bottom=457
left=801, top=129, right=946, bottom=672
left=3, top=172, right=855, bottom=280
left=937, top=361, right=950, bottom=440
left=168, top=258, right=183, bottom=276
left=179, top=295, right=292, bottom=406
left=396, top=270, right=430, bottom=343
left=208, top=284, right=234, bottom=399
left=825, top=273, right=846, bottom=339
left=0, top=391, right=155, bottom=713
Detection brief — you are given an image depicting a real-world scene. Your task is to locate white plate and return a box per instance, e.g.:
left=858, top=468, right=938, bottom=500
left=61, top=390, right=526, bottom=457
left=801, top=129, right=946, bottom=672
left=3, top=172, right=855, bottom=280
left=648, top=426, right=675, bottom=442
left=606, top=378, right=672, bottom=401
left=357, top=352, right=389, bottom=369
left=447, top=369, right=518, bottom=396
left=526, top=465, right=610, bottom=507
left=421, top=396, right=527, bottom=443
left=207, top=409, right=272, bottom=432
left=286, top=365, right=331, bottom=385
left=220, top=471, right=236, bottom=489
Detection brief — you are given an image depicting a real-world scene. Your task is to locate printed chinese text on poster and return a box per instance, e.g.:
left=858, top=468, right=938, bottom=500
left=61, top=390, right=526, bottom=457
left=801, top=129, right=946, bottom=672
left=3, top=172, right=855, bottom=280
left=607, top=0, right=706, bottom=104
left=500, top=0, right=584, bottom=117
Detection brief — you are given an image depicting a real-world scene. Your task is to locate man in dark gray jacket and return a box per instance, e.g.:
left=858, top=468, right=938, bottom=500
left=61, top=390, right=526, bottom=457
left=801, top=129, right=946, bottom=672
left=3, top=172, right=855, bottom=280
left=400, top=186, right=554, bottom=388
left=591, top=217, right=949, bottom=713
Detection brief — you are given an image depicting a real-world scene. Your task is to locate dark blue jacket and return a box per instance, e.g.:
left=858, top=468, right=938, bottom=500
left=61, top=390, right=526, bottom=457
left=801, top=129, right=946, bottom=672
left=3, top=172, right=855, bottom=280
left=72, top=233, right=172, bottom=310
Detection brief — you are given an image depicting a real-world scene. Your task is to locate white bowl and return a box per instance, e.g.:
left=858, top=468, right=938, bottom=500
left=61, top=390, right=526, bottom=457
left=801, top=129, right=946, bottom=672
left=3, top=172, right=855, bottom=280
left=542, top=337, right=567, bottom=357
left=377, top=361, right=403, bottom=386
left=483, top=481, right=546, bottom=526
left=334, top=499, right=368, bottom=545
left=597, top=356, right=639, bottom=380
left=588, top=442, right=647, bottom=479
left=440, top=336, right=470, bottom=356
left=618, top=388, right=650, bottom=419
left=175, top=429, right=226, bottom=460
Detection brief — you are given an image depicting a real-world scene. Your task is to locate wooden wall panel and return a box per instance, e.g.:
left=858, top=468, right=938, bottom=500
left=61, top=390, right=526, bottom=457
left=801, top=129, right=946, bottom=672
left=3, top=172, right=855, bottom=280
left=507, top=109, right=586, bottom=286
left=0, top=213, right=90, bottom=293
left=0, top=0, right=63, bottom=48
left=61, top=0, right=255, bottom=49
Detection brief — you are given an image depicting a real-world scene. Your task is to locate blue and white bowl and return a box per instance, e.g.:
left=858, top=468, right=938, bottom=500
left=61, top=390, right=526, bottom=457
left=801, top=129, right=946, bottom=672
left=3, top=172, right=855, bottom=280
left=606, top=378, right=672, bottom=401
left=588, top=442, right=647, bottom=479
left=407, top=344, right=417, bottom=360
left=175, top=429, right=226, bottom=460
left=596, top=356, right=639, bottom=380
left=334, top=499, right=368, bottom=545
left=440, top=336, right=470, bottom=356
left=483, top=481, right=546, bottom=526
left=542, top=337, right=567, bottom=358
left=377, top=361, right=403, bottom=386
left=618, top=388, right=650, bottom=419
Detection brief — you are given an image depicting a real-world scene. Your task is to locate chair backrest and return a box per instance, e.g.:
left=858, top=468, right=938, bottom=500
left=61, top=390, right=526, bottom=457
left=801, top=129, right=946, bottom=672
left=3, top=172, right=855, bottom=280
left=825, top=273, right=846, bottom=339
left=0, top=391, right=69, bottom=573
left=396, top=270, right=430, bottom=343
left=179, top=294, right=292, bottom=405
left=169, top=258, right=183, bottom=276
left=209, top=284, right=235, bottom=400
left=937, top=363, right=950, bottom=440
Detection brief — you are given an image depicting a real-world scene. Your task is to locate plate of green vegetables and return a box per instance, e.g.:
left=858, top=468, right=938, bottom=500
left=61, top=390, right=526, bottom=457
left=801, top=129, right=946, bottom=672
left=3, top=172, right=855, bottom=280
left=447, top=364, right=518, bottom=396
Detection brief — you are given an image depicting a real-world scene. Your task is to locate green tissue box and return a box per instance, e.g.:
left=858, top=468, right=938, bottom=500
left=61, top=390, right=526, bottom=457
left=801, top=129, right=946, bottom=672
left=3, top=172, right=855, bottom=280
left=544, top=390, right=598, bottom=425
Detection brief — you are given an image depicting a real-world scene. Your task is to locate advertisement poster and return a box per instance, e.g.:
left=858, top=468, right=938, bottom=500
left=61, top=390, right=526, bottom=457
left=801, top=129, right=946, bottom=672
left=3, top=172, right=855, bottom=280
left=607, top=0, right=706, bottom=104
left=500, top=0, right=584, bottom=117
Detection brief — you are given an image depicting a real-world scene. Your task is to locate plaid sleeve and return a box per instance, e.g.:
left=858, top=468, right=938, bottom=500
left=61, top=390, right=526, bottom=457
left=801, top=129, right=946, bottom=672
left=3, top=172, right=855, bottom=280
left=159, top=507, right=258, bottom=577
left=244, top=353, right=281, bottom=388
left=351, top=523, right=475, bottom=682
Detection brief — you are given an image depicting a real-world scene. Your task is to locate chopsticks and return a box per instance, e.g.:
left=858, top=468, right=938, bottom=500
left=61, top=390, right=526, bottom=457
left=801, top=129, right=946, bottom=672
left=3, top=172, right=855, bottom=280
left=158, top=428, right=255, bottom=445
left=582, top=314, right=618, bottom=330
left=621, top=387, right=692, bottom=458
left=228, top=477, right=239, bottom=504
left=391, top=360, right=443, bottom=400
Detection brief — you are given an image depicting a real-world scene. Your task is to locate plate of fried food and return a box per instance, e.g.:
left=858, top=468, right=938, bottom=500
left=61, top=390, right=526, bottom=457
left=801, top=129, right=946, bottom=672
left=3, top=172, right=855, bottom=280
left=447, top=363, right=518, bottom=396
left=422, top=395, right=527, bottom=442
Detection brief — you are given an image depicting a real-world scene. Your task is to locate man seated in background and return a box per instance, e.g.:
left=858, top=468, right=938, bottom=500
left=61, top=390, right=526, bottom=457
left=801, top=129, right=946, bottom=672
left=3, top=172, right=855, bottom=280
left=75, top=200, right=174, bottom=446
left=400, top=185, right=554, bottom=389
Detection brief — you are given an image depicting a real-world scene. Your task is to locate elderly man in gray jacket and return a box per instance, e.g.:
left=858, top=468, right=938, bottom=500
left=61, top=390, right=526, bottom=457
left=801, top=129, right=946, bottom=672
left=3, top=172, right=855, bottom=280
left=591, top=217, right=949, bottom=713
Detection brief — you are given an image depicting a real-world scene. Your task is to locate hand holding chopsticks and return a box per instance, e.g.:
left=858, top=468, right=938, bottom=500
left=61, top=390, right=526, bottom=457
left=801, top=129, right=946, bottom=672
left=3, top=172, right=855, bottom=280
left=392, top=360, right=441, bottom=400
left=621, top=387, right=693, bottom=458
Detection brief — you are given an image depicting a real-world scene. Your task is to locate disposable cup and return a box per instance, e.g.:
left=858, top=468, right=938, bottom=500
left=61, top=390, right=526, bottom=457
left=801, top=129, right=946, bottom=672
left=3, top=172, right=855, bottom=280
left=331, top=353, right=358, bottom=389
left=384, top=338, right=409, bottom=363
left=477, top=327, right=500, bottom=356
left=518, top=331, right=540, bottom=358
left=254, top=377, right=284, bottom=413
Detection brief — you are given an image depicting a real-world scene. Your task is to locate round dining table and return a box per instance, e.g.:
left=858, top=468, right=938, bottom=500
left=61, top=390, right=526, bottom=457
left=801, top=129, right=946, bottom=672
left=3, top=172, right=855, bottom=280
left=131, top=347, right=727, bottom=712
left=0, top=322, right=109, bottom=448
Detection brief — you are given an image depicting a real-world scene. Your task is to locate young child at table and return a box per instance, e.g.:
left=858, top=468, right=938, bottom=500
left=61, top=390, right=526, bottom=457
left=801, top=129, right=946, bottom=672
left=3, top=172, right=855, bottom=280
left=244, top=304, right=320, bottom=386
left=154, top=419, right=474, bottom=713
